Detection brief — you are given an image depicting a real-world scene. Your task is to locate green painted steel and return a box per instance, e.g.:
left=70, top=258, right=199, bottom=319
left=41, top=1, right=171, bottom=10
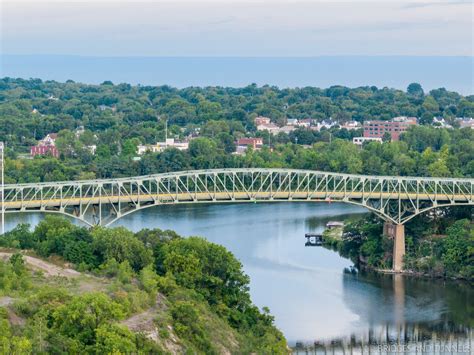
left=2, top=169, right=473, bottom=226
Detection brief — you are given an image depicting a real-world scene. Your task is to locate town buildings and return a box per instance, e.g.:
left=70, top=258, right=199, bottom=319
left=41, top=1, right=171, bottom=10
left=256, top=122, right=280, bottom=135
left=457, top=117, right=474, bottom=129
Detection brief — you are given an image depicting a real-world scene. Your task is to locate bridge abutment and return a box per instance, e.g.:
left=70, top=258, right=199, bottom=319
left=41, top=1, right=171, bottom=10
left=384, top=222, right=405, bottom=272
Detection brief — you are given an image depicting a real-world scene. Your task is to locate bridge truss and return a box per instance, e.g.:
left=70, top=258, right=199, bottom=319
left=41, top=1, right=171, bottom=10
left=2, top=169, right=473, bottom=227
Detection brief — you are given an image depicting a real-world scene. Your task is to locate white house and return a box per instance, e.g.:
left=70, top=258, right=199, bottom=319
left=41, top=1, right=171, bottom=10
left=352, top=137, right=383, bottom=146
left=342, top=121, right=362, bottom=130
left=257, top=123, right=280, bottom=135
left=137, top=138, right=190, bottom=155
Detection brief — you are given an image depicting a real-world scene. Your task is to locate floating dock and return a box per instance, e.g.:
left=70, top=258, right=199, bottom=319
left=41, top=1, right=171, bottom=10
left=305, top=233, right=323, bottom=246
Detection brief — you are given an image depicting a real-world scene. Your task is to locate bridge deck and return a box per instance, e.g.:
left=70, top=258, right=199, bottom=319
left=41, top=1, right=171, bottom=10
left=3, top=191, right=470, bottom=210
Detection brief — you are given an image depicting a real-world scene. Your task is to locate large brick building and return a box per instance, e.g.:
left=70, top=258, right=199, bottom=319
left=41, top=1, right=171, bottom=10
left=30, top=145, right=59, bottom=158
left=30, top=133, right=59, bottom=158
left=363, top=117, right=417, bottom=141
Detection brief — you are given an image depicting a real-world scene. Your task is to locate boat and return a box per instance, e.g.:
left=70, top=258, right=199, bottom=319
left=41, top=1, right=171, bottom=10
left=305, top=233, right=323, bottom=246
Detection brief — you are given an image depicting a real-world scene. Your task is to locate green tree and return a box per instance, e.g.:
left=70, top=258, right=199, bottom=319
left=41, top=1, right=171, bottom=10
left=52, top=293, right=125, bottom=346
left=407, top=82, right=424, bottom=97
left=91, top=227, right=153, bottom=271
left=442, top=219, right=473, bottom=278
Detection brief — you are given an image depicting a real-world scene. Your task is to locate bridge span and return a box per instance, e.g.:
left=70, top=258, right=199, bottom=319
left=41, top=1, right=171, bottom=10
left=1, top=169, right=473, bottom=271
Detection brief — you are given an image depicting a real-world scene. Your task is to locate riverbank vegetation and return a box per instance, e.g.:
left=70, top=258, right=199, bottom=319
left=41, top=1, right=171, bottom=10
left=0, top=216, right=287, bottom=353
left=326, top=207, right=473, bottom=280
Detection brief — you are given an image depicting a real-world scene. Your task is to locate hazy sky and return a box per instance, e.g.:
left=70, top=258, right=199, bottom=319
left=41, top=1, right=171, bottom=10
left=1, top=0, right=473, bottom=56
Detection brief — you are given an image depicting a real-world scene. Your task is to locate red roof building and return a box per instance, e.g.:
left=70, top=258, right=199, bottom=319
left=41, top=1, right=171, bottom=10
left=236, top=138, right=263, bottom=149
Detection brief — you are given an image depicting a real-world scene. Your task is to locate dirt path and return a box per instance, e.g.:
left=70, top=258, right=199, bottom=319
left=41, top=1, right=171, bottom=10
left=0, top=252, right=81, bottom=278
left=121, top=294, right=167, bottom=332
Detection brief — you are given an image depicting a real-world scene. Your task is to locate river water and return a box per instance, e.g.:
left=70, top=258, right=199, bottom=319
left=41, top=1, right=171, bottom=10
left=4, top=202, right=472, bottom=352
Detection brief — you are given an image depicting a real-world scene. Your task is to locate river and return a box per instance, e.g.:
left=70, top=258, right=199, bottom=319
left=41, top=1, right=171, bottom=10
left=3, top=202, right=472, bottom=352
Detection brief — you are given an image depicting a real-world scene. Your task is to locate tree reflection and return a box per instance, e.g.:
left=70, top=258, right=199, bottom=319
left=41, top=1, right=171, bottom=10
left=293, top=271, right=472, bottom=353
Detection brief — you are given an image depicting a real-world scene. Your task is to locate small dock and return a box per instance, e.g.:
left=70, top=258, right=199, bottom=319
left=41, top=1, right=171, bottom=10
left=305, top=233, right=323, bottom=246
left=326, top=221, right=344, bottom=229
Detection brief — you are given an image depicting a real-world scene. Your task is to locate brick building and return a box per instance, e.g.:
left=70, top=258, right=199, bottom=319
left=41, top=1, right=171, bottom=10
left=235, top=137, right=263, bottom=154
left=363, top=118, right=417, bottom=141
left=30, top=145, right=59, bottom=158
left=30, top=133, right=59, bottom=158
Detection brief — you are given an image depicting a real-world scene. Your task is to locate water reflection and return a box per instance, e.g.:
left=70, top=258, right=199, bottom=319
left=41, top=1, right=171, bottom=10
left=294, top=271, right=472, bottom=353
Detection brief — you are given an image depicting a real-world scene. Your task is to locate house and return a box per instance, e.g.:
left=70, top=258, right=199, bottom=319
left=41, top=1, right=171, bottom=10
left=87, top=145, right=97, bottom=155
left=257, top=123, right=280, bottom=135
left=296, top=119, right=312, bottom=128
left=255, top=116, right=271, bottom=126
left=235, top=137, right=263, bottom=154
left=287, top=118, right=298, bottom=126
left=41, top=133, right=58, bottom=146
left=236, top=138, right=263, bottom=150
left=432, top=117, right=452, bottom=128
left=279, top=125, right=296, bottom=134
left=352, top=137, right=383, bottom=146
left=342, top=121, right=362, bottom=130
left=137, top=138, right=190, bottom=155
left=363, top=118, right=417, bottom=141
left=312, top=119, right=337, bottom=131
left=457, top=117, right=474, bottom=129
left=75, top=126, right=86, bottom=138
left=393, top=116, right=417, bottom=123
left=98, top=105, right=117, bottom=112
left=326, top=221, right=344, bottom=229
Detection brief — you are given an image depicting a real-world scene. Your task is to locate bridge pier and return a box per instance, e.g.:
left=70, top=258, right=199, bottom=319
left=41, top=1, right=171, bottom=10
left=384, top=222, right=405, bottom=272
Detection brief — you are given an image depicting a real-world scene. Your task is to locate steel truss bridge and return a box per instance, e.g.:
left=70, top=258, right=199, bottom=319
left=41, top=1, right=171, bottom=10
left=2, top=168, right=473, bottom=227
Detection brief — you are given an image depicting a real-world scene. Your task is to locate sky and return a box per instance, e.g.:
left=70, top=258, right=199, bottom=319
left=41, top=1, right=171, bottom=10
left=1, top=0, right=473, bottom=57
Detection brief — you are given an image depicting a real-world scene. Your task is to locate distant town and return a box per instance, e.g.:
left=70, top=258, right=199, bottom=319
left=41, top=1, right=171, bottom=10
left=29, top=114, right=474, bottom=159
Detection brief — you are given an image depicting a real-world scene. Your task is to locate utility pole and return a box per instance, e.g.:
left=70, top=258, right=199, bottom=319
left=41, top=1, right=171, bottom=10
left=0, top=142, right=4, bottom=236
left=165, top=119, right=168, bottom=148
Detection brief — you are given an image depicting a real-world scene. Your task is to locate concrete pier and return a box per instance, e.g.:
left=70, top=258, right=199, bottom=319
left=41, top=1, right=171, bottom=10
left=384, top=222, right=405, bottom=272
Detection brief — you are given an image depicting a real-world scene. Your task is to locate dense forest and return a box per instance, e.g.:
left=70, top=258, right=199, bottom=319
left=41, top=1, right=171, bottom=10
left=1, top=78, right=474, bottom=183
left=0, top=217, right=286, bottom=353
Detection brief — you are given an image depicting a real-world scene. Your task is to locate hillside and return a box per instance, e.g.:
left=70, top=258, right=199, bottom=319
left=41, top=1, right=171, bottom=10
left=0, top=217, right=288, bottom=354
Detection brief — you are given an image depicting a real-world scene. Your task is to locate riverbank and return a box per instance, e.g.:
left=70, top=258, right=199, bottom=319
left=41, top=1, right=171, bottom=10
left=321, top=217, right=473, bottom=282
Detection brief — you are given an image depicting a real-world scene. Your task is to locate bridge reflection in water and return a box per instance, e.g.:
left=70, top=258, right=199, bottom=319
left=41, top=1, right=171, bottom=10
left=293, top=270, right=472, bottom=354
